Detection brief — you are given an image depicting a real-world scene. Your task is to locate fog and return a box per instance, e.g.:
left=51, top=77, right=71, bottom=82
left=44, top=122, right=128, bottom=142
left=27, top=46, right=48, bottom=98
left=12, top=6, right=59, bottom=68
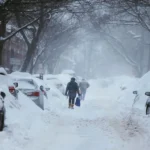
left=53, top=28, right=133, bottom=78
left=37, top=1, right=150, bottom=79
left=48, top=24, right=148, bottom=79
left=2, top=1, right=149, bottom=79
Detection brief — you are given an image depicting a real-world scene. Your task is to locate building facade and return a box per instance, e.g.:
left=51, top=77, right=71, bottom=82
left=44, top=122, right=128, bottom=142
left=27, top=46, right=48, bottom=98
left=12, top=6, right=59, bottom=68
left=3, top=25, right=27, bottom=73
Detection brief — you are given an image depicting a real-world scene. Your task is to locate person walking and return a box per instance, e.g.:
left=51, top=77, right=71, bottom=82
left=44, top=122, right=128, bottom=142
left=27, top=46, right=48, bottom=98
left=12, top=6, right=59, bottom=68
left=65, top=77, right=80, bottom=109
left=79, top=79, right=90, bottom=100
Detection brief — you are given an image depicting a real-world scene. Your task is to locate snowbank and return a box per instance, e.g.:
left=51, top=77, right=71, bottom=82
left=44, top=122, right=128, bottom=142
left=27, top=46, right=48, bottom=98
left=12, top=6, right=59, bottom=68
left=118, top=71, right=150, bottom=111
left=10, top=71, right=31, bottom=77
left=0, top=67, right=7, bottom=75
left=44, top=73, right=71, bottom=86
left=0, top=72, right=63, bottom=149
left=10, top=72, right=49, bottom=91
left=1, top=72, right=150, bottom=150
left=61, top=70, right=75, bottom=76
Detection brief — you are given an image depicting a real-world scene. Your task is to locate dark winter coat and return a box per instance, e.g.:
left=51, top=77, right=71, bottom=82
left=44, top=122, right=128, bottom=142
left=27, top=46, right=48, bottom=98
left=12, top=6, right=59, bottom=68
left=65, top=81, right=79, bottom=98
left=79, top=81, right=90, bottom=92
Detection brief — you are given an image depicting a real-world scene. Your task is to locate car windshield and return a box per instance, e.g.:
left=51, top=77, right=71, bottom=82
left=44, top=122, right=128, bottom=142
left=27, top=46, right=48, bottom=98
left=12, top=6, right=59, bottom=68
left=17, top=80, right=36, bottom=90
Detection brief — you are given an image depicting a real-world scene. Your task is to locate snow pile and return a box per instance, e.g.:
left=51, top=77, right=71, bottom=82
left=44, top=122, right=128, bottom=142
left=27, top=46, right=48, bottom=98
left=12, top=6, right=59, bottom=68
left=0, top=91, right=45, bottom=150
left=0, top=72, right=65, bottom=150
left=44, top=73, right=71, bottom=86
left=118, top=71, right=150, bottom=111
left=61, top=70, right=75, bottom=76
left=0, top=74, right=14, bottom=88
left=114, top=72, right=150, bottom=147
left=10, top=72, right=49, bottom=90
left=88, top=75, right=137, bottom=100
left=16, top=80, right=35, bottom=90
left=0, top=67, right=7, bottom=75
left=1, top=72, right=150, bottom=150
left=10, top=71, right=31, bottom=77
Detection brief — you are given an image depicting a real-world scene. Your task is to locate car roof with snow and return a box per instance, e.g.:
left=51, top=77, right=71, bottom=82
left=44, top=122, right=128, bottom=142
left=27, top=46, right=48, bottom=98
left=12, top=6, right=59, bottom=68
left=16, top=80, right=36, bottom=90
left=10, top=72, right=49, bottom=89
left=0, top=67, right=7, bottom=75
left=61, top=70, right=75, bottom=75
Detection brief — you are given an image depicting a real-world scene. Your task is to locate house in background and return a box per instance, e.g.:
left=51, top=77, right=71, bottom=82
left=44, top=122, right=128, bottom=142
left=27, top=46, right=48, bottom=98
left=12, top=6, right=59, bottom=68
left=3, top=25, right=27, bottom=73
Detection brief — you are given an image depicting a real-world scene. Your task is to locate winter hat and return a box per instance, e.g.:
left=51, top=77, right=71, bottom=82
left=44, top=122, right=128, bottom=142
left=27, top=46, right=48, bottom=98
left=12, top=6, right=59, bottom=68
left=71, top=77, right=76, bottom=81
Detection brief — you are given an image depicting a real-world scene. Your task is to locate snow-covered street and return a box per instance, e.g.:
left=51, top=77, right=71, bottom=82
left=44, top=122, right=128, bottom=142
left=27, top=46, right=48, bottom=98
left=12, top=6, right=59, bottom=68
left=1, top=0, right=150, bottom=149
left=1, top=75, right=150, bottom=150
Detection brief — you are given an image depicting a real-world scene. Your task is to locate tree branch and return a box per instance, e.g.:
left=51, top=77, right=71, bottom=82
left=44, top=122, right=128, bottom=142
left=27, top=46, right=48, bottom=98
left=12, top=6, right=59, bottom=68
left=0, top=16, right=40, bottom=42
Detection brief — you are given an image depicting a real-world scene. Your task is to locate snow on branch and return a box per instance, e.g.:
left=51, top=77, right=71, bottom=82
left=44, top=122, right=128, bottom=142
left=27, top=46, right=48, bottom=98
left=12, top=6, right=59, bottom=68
left=0, top=17, right=40, bottom=42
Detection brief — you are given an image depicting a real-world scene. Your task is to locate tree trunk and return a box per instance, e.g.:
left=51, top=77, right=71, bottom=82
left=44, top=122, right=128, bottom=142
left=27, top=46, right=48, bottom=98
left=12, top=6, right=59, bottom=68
left=21, top=38, right=37, bottom=72
left=47, top=59, right=56, bottom=74
left=0, top=14, right=6, bottom=66
left=0, top=42, right=4, bottom=65
left=19, top=2, right=44, bottom=72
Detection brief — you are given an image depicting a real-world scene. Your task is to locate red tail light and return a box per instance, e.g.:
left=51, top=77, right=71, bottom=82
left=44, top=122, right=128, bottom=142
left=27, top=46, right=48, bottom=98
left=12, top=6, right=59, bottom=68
left=27, top=91, right=39, bottom=97
left=9, top=86, right=15, bottom=93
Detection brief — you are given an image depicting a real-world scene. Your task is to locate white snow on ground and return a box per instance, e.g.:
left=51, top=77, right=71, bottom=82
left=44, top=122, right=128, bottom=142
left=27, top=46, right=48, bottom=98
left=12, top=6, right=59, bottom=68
left=0, top=73, right=150, bottom=150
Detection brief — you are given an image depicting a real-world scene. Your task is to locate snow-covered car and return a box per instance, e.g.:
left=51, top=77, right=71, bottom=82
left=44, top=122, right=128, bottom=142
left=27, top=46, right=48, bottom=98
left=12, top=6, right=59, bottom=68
left=32, top=74, right=50, bottom=91
left=10, top=72, right=50, bottom=110
left=60, top=70, right=82, bottom=84
left=0, top=91, right=6, bottom=131
left=61, top=70, right=75, bottom=76
left=32, top=74, right=44, bottom=80
left=13, top=78, right=44, bottom=110
left=44, top=75, right=65, bottom=95
left=0, top=67, right=18, bottom=99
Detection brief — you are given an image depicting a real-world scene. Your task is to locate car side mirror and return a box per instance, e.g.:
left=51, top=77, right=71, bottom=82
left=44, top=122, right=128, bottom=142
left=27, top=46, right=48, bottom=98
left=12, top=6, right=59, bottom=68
left=40, top=85, right=44, bottom=91
left=1, top=92, right=6, bottom=99
left=133, top=91, right=138, bottom=94
left=145, top=92, right=150, bottom=96
left=14, top=82, right=18, bottom=88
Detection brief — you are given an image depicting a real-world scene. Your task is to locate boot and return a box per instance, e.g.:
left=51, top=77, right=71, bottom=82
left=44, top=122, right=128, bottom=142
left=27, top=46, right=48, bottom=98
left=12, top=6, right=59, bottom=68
left=68, top=103, right=71, bottom=108
left=71, top=104, right=74, bottom=109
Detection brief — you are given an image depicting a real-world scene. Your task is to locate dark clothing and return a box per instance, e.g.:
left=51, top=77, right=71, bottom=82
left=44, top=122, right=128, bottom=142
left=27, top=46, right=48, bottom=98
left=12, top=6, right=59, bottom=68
left=65, top=80, right=80, bottom=106
left=69, top=97, right=75, bottom=105
left=65, top=81, right=80, bottom=98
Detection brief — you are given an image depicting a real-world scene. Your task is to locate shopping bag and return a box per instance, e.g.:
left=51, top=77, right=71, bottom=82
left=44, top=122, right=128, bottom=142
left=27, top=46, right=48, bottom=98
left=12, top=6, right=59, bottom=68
left=75, top=97, right=81, bottom=107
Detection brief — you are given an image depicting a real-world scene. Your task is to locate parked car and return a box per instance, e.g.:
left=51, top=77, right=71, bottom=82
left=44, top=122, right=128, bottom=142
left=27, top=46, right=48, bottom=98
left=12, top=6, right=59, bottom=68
left=14, top=78, right=45, bottom=110
left=32, top=74, right=50, bottom=92
left=44, top=75, right=65, bottom=94
left=0, top=67, right=18, bottom=99
left=61, top=70, right=75, bottom=76
left=32, top=74, right=44, bottom=80
left=0, top=91, right=6, bottom=131
left=10, top=72, right=50, bottom=110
